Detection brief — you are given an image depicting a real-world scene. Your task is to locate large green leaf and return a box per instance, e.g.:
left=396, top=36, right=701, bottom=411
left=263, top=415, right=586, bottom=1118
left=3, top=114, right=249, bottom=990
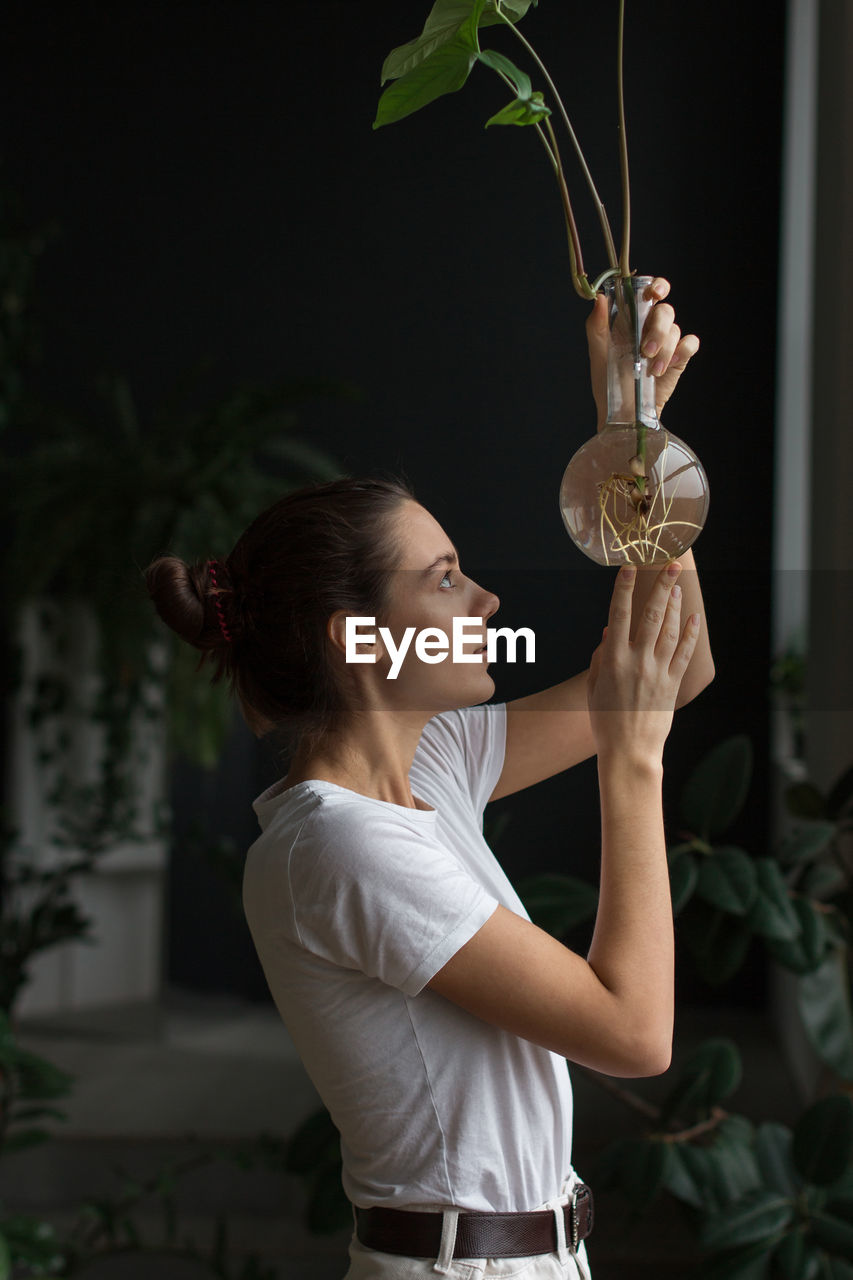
left=821, top=1259, right=853, bottom=1280
left=710, top=1116, right=763, bottom=1203
left=661, top=1039, right=742, bottom=1123
left=774, top=1226, right=822, bottom=1280
left=748, top=859, right=801, bottom=941
left=793, top=1095, right=853, bottom=1187
left=380, top=0, right=536, bottom=84
left=683, top=901, right=754, bottom=984
left=680, top=735, right=753, bottom=840
left=664, top=1141, right=707, bottom=1209
left=614, top=1138, right=675, bottom=1209
left=765, top=897, right=831, bottom=975
left=778, top=821, right=837, bottom=866
left=696, top=845, right=758, bottom=915
left=755, top=1123, right=800, bottom=1197
left=515, top=873, right=598, bottom=938
left=374, top=29, right=482, bottom=128
left=698, top=1236, right=779, bottom=1280
left=797, top=950, right=853, bottom=1080
left=812, top=1211, right=853, bottom=1260
left=700, top=1188, right=793, bottom=1252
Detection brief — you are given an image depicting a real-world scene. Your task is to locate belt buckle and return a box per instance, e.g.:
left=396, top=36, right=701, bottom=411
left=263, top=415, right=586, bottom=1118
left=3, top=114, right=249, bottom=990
left=568, top=1186, right=580, bottom=1251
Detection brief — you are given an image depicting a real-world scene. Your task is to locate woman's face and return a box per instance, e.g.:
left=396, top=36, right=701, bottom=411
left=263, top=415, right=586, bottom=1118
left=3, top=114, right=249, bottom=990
left=369, top=500, right=501, bottom=713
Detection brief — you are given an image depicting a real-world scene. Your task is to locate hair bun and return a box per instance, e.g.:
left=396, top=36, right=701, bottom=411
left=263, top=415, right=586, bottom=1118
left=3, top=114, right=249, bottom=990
left=145, top=555, right=238, bottom=651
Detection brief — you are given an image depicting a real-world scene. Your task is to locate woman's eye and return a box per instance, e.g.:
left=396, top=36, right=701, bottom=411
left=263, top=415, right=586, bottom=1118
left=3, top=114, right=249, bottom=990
left=439, top=570, right=456, bottom=589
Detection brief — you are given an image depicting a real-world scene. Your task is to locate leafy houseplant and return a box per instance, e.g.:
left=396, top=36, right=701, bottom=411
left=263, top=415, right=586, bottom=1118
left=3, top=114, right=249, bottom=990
left=374, top=0, right=709, bottom=565
left=518, top=738, right=853, bottom=1277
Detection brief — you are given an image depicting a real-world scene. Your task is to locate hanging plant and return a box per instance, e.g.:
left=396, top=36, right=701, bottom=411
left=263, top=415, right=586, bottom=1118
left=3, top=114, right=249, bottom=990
left=375, top=0, right=709, bottom=565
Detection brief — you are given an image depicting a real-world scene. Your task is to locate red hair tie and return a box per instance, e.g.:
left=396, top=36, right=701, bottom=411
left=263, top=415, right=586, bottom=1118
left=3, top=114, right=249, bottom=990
left=207, top=560, right=233, bottom=643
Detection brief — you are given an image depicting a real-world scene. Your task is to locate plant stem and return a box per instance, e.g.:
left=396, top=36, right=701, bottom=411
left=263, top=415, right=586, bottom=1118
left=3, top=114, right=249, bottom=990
left=498, top=12, right=618, bottom=269
left=544, top=118, right=595, bottom=299
left=616, top=0, right=631, bottom=277
left=489, top=62, right=592, bottom=298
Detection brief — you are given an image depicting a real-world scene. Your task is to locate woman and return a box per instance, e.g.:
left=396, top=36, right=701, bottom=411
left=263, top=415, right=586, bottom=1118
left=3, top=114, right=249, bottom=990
left=145, top=279, right=713, bottom=1279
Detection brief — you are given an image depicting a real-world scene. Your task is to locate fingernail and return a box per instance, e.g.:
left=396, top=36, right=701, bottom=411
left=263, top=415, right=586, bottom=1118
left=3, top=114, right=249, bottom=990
left=671, top=583, right=681, bottom=599
left=621, top=566, right=636, bottom=582
left=643, top=340, right=659, bottom=358
left=652, top=357, right=666, bottom=376
left=667, top=564, right=681, bottom=578
left=690, top=614, right=700, bottom=628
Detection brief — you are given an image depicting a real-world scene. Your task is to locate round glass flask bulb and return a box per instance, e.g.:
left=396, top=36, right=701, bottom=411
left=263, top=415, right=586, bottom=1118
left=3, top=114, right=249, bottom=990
left=559, top=276, right=710, bottom=566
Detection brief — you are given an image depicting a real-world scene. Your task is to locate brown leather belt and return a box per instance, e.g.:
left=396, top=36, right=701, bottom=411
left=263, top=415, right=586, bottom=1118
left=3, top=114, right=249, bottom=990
left=355, top=1183, right=594, bottom=1260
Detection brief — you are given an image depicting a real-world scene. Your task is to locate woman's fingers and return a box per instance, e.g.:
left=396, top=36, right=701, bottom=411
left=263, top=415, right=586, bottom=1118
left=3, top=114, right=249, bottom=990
left=606, top=564, right=637, bottom=646
left=633, top=563, right=682, bottom=649
left=654, top=582, right=683, bottom=662
left=669, top=611, right=701, bottom=679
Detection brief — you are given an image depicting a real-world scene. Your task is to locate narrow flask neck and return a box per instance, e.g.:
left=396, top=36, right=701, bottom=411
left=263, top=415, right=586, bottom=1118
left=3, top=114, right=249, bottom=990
left=604, top=276, right=659, bottom=429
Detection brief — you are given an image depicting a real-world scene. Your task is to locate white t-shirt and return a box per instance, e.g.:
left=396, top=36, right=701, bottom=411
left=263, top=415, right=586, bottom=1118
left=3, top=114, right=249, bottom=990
left=242, top=699, right=574, bottom=1213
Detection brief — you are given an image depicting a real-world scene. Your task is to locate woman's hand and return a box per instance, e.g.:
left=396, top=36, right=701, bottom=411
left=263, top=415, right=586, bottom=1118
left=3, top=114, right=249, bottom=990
left=586, top=276, right=701, bottom=427
left=587, top=562, right=700, bottom=765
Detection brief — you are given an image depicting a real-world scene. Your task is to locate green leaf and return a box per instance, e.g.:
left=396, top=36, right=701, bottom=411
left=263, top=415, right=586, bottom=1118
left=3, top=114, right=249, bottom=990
left=709, top=1116, right=763, bottom=1204
left=670, top=851, right=699, bottom=914
left=748, top=860, right=801, bottom=941
left=615, top=1138, right=675, bottom=1209
left=820, top=1259, right=853, bottom=1280
left=374, top=31, right=481, bottom=128
left=802, top=861, right=848, bottom=900
left=485, top=91, right=551, bottom=127
left=476, top=47, right=533, bottom=97
left=683, top=901, right=754, bottom=984
left=662, top=1038, right=742, bottom=1123
left=778, top=821, right=837, bottom=866
left=699, top=1236, right=780, bottom=1280
left=774, top=1227, right=822, bottom=1280
left=755, top=1123, right=800, bottom=1197
left=812, top=1211, right=853, bottom=1260
left=797, top=951, right=853, bottom=1080
left=793, top=1095, right=853, bottom=1186
left=380, top=0, right=535, bottom=84
left=663, top=1142, right=708, bottom=1209
left=681, top=735, right=753, bottom=840
left=515, top=873, right=598, bottom=938
left=696, top=846, right=759, bottom=915
left=765, top=897, right=831, bottom=975
left=699, top=1189, right=794, bottom=1251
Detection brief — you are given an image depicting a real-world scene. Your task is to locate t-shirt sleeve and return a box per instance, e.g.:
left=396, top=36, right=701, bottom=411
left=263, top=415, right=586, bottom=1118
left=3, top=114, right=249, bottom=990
left=268, top=806, right=499, bottom=997
left=417, top=701, right=507, bottom=818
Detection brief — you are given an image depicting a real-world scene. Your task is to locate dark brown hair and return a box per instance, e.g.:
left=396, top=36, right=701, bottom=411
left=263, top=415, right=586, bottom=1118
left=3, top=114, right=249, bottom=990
left=144, top=474, right=417, bottom=755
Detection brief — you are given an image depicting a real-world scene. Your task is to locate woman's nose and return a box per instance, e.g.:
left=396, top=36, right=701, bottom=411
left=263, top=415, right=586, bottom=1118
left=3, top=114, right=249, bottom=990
left=481, top=588, right=500, bottom=620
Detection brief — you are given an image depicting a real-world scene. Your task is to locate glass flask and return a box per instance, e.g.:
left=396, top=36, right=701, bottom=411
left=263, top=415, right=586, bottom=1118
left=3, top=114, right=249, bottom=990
left=559, top=275, right=709, bottom=566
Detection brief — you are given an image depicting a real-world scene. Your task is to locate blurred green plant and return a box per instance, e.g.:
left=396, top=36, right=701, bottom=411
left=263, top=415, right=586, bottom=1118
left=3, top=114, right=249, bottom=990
left=520, top=735, right=853, bottom=1276
left=0, top=184, right=351, bottom=1278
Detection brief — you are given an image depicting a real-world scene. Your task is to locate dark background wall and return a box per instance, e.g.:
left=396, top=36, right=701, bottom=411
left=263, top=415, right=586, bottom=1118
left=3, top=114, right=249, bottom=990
left=1, top=2, right=786, bottom=1003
